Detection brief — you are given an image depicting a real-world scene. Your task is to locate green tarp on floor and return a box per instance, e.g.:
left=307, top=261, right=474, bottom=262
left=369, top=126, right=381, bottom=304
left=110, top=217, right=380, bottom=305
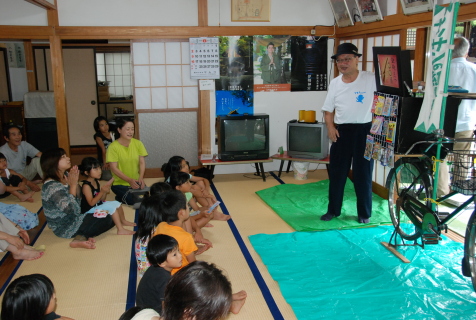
left=256, top=179, right=391, bottom=231
left=249, top=226, right=476, bottom=320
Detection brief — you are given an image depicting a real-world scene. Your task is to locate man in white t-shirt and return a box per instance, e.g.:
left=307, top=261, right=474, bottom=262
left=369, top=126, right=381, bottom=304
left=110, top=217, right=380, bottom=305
left=438, top=37, right=476, bottom=197
left=0, top=125, right=42, bottom=192
left=320, top=43, right=376, bottom=224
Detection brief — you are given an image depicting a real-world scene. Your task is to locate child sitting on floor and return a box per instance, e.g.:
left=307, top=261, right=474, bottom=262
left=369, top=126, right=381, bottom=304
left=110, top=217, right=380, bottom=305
left=0, top=152, right=36, bottom=202
left=162, top=156, right=229, bottom=221
left=1, top=274, right=73, bottom=320
left=136, top=234, right=182, bottom=314
left=79, top=157, right=135, bottom=235
left=153, top=190, right=211, bottom=274
left=150, top=181, right=211, bottom=246
left=167, top=171, right=213, bottom=229
left=136, top=191, right=168, bottom=277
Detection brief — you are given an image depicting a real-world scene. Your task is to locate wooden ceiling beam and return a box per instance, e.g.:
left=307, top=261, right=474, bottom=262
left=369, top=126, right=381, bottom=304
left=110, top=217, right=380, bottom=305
left=336, top=3, right=476, bottom=38
left=55, top=26, right=334, bottom=39
left=24, top=0, right=56, bottom=10
left=0, top=26, right=53, bottom=39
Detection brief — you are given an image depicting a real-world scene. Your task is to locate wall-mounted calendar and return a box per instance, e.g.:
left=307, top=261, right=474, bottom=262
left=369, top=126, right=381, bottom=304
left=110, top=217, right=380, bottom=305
left=189, top=37, right=220, bottom=79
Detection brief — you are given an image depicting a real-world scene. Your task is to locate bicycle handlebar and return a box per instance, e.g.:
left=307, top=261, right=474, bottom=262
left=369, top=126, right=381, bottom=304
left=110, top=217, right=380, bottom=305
left=404, top=137, right=476, bottom=155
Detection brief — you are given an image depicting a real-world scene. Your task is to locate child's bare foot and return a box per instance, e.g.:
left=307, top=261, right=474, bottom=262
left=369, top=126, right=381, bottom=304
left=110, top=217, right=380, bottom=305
left=213, top=211, right=230, bottom=221
left=230, top=290, right=247, bottom=314
left=121, top=220, right=136, bottom=227
left=204, top=223, right=214, bottom=227
left=12, top=249, right=43, bottom=261
left=19, top=191, right=35, bottom=202
left=70, top=239, right=96, bottom=249
left=117, top=228, right=135, bottom=235
left=196, top=243, right=211, bottom=255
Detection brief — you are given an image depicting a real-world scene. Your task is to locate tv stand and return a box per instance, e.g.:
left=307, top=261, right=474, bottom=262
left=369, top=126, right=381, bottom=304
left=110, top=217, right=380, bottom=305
left=200, top=158, right=273, bottom=182
left=270, top=152, right=330, bottom=177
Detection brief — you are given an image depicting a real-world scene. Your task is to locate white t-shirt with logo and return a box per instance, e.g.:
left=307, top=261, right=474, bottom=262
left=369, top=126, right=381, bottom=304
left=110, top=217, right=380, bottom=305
left=322, top=71, right=376, bottom=124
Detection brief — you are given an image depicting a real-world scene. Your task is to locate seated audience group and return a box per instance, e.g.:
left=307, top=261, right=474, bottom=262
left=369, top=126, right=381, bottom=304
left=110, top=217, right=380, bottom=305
left=0, top=118, right=245, bottom=319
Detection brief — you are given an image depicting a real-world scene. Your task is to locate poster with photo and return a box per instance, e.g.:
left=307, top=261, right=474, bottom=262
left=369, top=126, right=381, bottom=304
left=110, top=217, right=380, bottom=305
left=290, top=36, right=328, bottom=92
left=253, top=35, right=292, bottom=92
left=215, top=90, right=254, bottom=116
left=215, top=36, right=254, bottom=91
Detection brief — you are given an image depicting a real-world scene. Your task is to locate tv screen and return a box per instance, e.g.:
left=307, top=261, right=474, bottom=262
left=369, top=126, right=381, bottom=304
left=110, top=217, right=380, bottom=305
left=217, top=113, right=269, bottom=161
left=287, top=122, right=329, bottom=159
left=224, top=119, right=266, bottom=152
left=288, top=125, right=322, bottom=153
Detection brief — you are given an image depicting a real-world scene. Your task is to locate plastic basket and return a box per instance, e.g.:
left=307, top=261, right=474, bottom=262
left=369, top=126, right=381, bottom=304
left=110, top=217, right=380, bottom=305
left=449, top=150, right=476, bottom=195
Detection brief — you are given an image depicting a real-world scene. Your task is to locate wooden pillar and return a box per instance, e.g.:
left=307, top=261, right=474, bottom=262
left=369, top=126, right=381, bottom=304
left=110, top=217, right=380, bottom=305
left=49, top=35, right=70, bottom=154
left=23, top=40, right=37, bottom=91
left=413, top=28, right=428, bottom=82
left=47, top=0, right=70, bottom=153
left=198, top=0, right=208, bottom=27
left=198, top=89, right=211, bottom=155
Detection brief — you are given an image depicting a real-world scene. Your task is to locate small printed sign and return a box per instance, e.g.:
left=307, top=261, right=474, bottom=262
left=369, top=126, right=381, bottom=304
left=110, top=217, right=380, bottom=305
left=199, top=80, right=214, bottom=90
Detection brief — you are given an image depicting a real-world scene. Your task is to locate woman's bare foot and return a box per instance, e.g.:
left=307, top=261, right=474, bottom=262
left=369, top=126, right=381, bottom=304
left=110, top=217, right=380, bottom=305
left=19, top=191, right=35, bottom=202
left=12, top=249, right=43, bottom=261
left=88, top=237, right=97, bottom=243
left=70, top=239, right=96, bottom=249
left=117, top=228, right=135, bottom=235
left=204, top=223, right=214, bottom=227
left=121, top=220, right=136, bottom=227
left=230, top=290, right=247, bottom=314
left=213, top=211, right=230, bottom=221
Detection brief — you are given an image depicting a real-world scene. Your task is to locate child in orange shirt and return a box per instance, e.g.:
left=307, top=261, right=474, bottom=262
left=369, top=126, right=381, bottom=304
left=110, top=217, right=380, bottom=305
left=153, top=190, right=211, bottom=274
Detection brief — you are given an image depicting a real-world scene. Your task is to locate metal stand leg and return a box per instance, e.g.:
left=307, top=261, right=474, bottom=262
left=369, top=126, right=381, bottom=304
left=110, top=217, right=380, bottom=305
left=278, top=160, right=284, bottom=177
left=286, top=161, right=292, bottom=173
left=259, top=162, right=266, bottom=182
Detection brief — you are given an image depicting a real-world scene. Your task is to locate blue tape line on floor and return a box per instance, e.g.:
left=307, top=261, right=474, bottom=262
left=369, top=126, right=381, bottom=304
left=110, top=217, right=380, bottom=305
left=211, top=183, right=284, bottom=320
left=125, top=210, right=139, bottom=311
left=269, top=171, right=285, bottom=185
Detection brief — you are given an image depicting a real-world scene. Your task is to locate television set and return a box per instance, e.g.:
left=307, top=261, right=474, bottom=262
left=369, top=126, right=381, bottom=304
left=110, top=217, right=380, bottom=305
left=287, top=121, right=329, bottom=159
left=216, top=113, right=269, bottom=161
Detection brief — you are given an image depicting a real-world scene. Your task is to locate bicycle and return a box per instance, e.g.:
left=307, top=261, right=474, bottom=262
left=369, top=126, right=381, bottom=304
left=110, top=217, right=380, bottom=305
left=386, top=131, right=476, bottom=291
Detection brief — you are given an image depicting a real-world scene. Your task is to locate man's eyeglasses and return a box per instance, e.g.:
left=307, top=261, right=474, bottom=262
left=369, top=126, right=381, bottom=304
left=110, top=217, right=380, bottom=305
left=335, top=57, right=354, bottom=64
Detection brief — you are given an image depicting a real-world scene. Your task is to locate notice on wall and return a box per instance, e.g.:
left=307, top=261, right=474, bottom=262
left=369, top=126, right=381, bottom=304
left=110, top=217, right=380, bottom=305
left=5, top=43, right=25, bottom=68
left=190, top=37, right=220, bottom=79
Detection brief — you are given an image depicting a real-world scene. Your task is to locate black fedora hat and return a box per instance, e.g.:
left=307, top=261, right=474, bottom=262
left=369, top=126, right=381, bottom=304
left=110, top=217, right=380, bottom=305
left=331, top=43, right=362, bottom=60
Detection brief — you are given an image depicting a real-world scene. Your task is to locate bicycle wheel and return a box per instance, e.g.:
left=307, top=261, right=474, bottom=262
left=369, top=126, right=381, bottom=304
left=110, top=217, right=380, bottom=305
left=387, top=161, right=431, bottom=240
left=464, top=209, right=476, bottom=291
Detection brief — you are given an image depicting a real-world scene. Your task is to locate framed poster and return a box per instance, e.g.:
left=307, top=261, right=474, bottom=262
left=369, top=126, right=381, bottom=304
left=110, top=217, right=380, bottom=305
left=373, top=47, right=412, bottom=96
left=399, top=0, right=433, bottom=15
left=328, top=0, right=354, bottom=27
left=355, top=0, right=383, bottom=23
left=231, top=0, right=271, bottom=22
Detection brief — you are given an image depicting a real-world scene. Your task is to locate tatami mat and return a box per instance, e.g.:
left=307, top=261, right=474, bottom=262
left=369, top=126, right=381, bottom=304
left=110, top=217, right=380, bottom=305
left=0, top=170, right=328, bottom=320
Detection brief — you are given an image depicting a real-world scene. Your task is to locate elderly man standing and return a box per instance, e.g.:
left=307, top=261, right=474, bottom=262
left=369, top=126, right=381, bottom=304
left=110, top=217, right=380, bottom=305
left=320, top=43, right=376, bottom=224
left=438, top=36, right=476, bottom=197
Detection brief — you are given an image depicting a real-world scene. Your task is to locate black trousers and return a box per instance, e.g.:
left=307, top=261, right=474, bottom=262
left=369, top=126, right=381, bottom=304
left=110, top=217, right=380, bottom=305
left=74, top=214, right=115, bottom=239
left=327, top=122, right=374, bottom=219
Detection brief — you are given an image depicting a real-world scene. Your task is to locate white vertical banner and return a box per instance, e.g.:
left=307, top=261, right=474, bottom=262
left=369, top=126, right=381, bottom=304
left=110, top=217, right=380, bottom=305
left=415, top=2, right=460, bottom=133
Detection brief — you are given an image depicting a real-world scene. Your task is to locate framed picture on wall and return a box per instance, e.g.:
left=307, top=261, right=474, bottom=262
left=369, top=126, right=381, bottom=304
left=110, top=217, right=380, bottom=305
left=373, top=47, right=413, bottom=96
left=328, top=0, right=354, bottom=28
left=399, top=0, right=433, bottom=16
left=231, top=0, right=271, bottom=22
left=355, top=0, right=383, bottom=23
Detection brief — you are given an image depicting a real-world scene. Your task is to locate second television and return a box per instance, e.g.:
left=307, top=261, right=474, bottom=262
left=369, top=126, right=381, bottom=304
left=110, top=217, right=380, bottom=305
left=216, top=113, right=269, bottom=161
left=287, top=121, right=329, bottom=159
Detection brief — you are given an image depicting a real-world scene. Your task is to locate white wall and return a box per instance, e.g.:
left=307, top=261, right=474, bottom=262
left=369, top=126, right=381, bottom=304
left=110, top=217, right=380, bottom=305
left=208, top=0, right=335, bottom=26
left=210, top=38, right=335, bottom=174
left=0, top=0, right=47, bottom=26
left=57, top=0, right=198, bottom=27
